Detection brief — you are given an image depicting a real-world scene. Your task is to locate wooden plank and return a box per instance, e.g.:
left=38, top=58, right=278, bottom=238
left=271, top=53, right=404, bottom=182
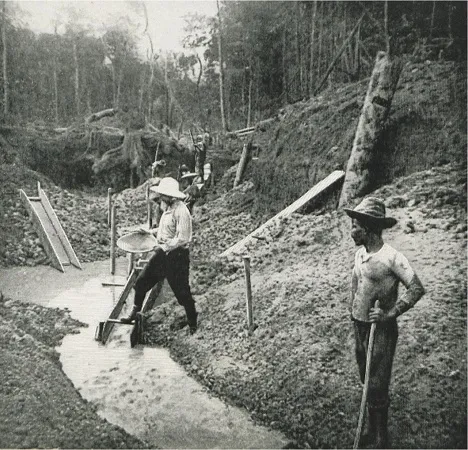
left=19, top=189, right=64, bottom=272
left=141, top=280, right=164, bottom=315
left=101, top=269, right=139, bottom=344
left=220, top=170, right=345, bottom=257
left=39, top=188, right=82, bottom=269
left=235, top=126, right=255, bottom=134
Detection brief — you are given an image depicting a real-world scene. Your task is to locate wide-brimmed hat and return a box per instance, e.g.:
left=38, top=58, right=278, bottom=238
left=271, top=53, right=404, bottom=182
left=117, top=231, right=158, bottom=253
left=344, top=197, right=397, bottom=229
left=181, top=172, right=199, bottom=180
left=150, top=177, right=186, bottom=199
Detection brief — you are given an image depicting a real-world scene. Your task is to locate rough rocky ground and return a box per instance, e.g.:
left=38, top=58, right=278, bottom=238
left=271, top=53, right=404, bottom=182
left=144, top=163, right=467, bottom=449
left=0, top=157, right=466, bottom=448
left=0, top=57, right=465, bottom=448
left=0, top=293, right=146, bottom=448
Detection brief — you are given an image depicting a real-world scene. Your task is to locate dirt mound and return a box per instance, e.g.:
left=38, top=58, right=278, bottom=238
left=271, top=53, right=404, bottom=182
left=0, top=294, right=146, bottom=448
left=145, top=163, right=467, bottom=449
left=226, top=60, right=466, bottom=216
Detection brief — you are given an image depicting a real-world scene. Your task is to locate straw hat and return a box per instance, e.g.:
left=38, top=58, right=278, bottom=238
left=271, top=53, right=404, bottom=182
left=344, top=197, right=397, bottom=229
left=181, top=172, right=199, bottom=180
left=150, top=177, right=186, bottom=199
left=117, top=231, right=158, bottom=254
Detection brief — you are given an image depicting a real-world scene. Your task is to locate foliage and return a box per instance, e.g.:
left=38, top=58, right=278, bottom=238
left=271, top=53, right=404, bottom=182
left=0, top=1, right=464, bottom=134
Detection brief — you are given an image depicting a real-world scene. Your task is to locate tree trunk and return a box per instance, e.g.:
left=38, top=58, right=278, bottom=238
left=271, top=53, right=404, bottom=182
left=73, top=39, right=80, bottom=116
left=110, top=62, right=117, bottom=107
left=429, top=1, right=436, bottom=40
left=196, top=54, right=203, bottom=104
left=116, top=65, right=123, bottom=109
left=314, top=14, right=364, bottom=96
left=53, top=60, right=59, bottom=123
left=53, top=26, right=59, bottom=124
left=384, top=1, right=390, bottom=55
left=2, top=1, right=8, bottom=119
left=317, top=1, right=324, bottom=86
left=339, top=52, right=403, bottom=207
left=247, top=67, right=253, bottom=127
left=447, top=1, right=453, bottom=40
left=282, top=27, right=288, bottom=104
left=217, top=0, right=228, bottom=132
left=295, top=1, right=302, bottom=98
left=164, top=53, right=169, bottom=125
left=138, top=66, right=146, bottom=114
left=354, top=23, right=361, bottom=79
left=309, top=0, right=318, bottom=97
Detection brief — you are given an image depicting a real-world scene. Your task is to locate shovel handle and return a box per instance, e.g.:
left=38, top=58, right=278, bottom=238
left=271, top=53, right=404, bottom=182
left=353, top=300, right=380, bottom=449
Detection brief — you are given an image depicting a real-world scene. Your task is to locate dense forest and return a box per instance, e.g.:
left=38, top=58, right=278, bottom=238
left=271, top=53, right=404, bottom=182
left=0, top=1, right=465, bottom=132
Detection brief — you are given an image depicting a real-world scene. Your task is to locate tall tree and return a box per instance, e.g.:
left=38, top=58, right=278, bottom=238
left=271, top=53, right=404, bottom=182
left=2, top=1, right=8, bottom=119
left=216, top=0, right=228, bottom=132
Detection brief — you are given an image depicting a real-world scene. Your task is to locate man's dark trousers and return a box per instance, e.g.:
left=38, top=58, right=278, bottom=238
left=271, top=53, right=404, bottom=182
left=133, top=247, right=197, bottom=326
left=354, top=319, right=398, bottom=408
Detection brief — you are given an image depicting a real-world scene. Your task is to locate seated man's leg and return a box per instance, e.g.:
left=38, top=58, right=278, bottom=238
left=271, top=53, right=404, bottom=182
left=121, top=248, right=166, bottom=323
left=166, top=248, right=197, bottom=332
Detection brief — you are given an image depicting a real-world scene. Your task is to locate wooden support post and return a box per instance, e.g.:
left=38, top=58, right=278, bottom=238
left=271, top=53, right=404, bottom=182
left=107, top=188, right=113, bottom=228
left=146, top=182, right=152, bottom=229
left=110, top=204, right=116, bottom=275
left=234, top=143, right=250, bottom=188
left=243, top=255, right=254, bottom=331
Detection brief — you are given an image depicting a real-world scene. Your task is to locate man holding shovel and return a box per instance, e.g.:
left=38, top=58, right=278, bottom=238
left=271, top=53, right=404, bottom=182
left=345, top=197, right=425, bottom=448
left=121, top=177, right=198, bottom=334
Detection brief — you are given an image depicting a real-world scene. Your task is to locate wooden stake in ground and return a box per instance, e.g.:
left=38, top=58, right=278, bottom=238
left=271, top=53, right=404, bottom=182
left=107, top=187, right=113, bottom=228
left=110, top=204, right=116, bottom=275
left=339, top=51, right=402, bottom=207
left=243, top=255, right=254, bottom=331
left=146, top=182, right=152, bottom=229
left=233, top=143, right=251, bottom=188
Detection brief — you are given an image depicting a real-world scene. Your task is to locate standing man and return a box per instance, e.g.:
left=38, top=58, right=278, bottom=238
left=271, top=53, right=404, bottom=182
left=194, top=134, right=206, bottom=180
left=121, top=177, right=198, bottom=334
left=344, top=197, right=425, bottom=448
left=180, top=172, right=201, bottom=214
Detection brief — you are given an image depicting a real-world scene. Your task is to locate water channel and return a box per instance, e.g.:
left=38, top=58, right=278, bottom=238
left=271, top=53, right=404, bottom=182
left=0, top=260, right=288, bottom=449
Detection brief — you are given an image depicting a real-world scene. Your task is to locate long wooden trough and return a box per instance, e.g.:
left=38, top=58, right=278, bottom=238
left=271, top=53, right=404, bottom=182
left=19, top=182, right=81, bottom=272
left=220, top=170, right=345, bottom=257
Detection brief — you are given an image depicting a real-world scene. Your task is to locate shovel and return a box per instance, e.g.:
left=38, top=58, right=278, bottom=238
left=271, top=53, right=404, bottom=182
left=353, top=300, right=379, bottom=449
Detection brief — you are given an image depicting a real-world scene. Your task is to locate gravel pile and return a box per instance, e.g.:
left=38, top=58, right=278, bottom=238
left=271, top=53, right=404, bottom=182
left=145, top=163, right=467, bottom=449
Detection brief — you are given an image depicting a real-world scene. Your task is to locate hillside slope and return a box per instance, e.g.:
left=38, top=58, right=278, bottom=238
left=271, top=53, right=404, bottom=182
left=146, top=163, right=467, bottom=449
left=216, top=60, right=466, bottom=217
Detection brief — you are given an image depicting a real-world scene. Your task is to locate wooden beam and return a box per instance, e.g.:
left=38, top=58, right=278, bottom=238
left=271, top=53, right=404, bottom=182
left=220, top=170, right=345, bottom=257
left=19, top=189, right=64, bottom=272
left=101, top=269, right=139, bottom=344
left=38, top=187, right=82, bottom=269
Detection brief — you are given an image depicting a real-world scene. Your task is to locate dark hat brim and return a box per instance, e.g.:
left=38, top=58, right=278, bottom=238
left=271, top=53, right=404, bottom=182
left=343, top=208, right=397, bottom=229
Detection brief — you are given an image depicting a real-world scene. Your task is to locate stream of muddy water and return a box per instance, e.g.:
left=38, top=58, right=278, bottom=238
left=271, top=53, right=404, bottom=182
left=0, top=260, right=288, bottom=449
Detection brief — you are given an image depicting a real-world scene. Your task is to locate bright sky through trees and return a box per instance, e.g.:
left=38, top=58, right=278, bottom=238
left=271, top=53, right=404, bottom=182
left=18, top=0, right=217, bottom=53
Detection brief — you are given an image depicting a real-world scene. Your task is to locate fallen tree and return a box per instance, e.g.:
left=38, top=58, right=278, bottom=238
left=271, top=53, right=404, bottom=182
left=8, top=109, right=191, bottom=190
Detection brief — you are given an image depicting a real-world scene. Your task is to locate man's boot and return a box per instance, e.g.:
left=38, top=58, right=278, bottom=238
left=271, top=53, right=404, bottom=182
left=359, top=407, right=377, bottom=448
left=187, top=310, right=198, bottom=335
left=120, top=305, right=141, bottom=324
left=374, top=407, right=389, bottom=449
